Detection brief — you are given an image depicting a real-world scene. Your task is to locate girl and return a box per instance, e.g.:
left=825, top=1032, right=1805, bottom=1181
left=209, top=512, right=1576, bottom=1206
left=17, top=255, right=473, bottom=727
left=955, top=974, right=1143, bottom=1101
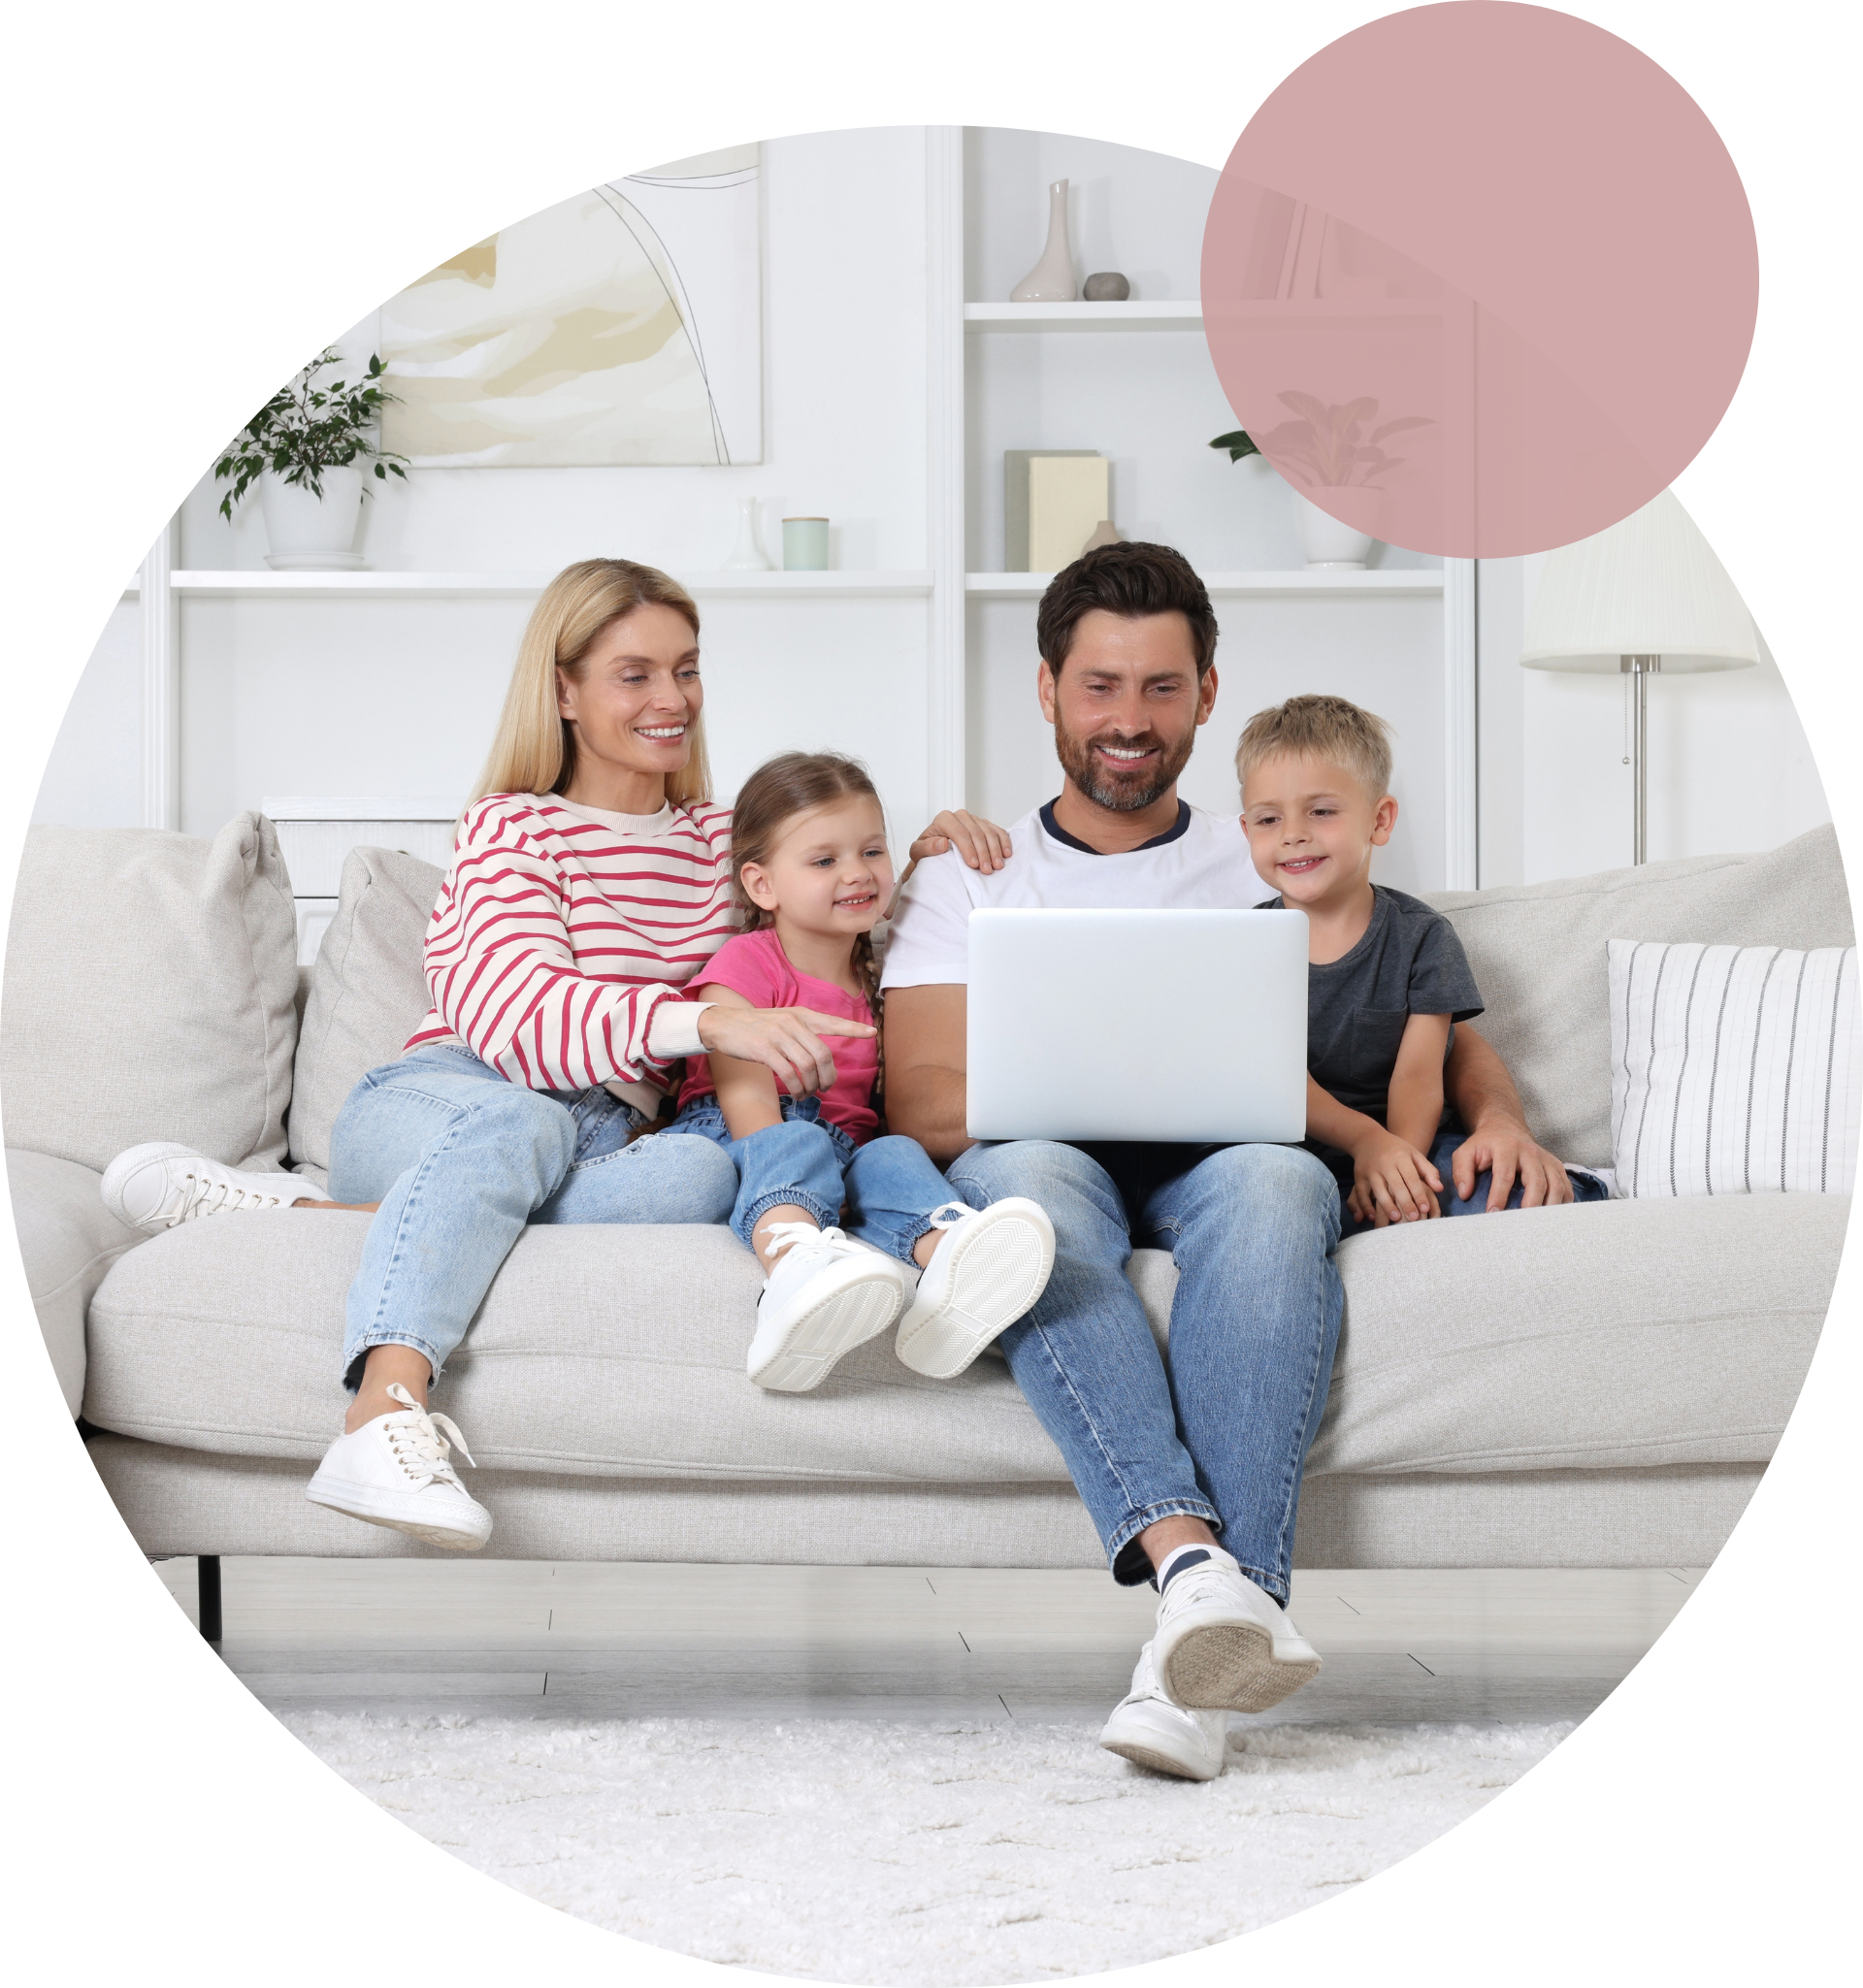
left=665, top=752, right=1056, bottom=1392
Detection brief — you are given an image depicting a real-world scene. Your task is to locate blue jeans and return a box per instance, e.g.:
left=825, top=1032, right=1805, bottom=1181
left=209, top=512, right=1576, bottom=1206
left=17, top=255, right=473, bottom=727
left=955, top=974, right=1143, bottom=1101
left=664, top=1097, right=960, bottom=1263
left=944, top=1139, right=1344, bottom=1602
left=1326, top=1126, right=1611, bottom=1238
left=328, top=1045, right=737, bottom=1389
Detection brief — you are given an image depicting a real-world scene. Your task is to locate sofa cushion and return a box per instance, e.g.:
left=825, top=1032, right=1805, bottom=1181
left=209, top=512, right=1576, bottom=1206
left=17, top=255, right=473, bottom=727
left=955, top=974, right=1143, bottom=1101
left=82, top=1193, right=1838, bottom=1484
left=1305, top=1192, right=1843, bottom=1476
left=6, top=1148, right=145, bottom=1417
left=1426, top=825, right=1852, bottom=1168
left=1, top=814, right=299, bottom=1172
left=288, top=846, right=444, bottom=1178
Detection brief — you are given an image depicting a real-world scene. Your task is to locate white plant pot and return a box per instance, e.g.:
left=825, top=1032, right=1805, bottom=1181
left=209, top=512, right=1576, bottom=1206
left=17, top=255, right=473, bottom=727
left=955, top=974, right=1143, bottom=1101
left=1290, top=487, right=1377, bottom=570
left=259, top=464, right=367, bottom=570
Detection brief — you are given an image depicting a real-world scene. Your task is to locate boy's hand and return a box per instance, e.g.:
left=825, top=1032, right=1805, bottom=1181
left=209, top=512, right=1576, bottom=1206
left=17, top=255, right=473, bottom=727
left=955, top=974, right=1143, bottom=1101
left=1349, top=1129, right=1445, bottom=1226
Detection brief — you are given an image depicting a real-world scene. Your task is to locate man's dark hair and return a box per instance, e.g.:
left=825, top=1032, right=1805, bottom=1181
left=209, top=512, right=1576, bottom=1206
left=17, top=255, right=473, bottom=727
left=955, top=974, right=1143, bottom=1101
left=1035, top=540, right=1218, bottom=681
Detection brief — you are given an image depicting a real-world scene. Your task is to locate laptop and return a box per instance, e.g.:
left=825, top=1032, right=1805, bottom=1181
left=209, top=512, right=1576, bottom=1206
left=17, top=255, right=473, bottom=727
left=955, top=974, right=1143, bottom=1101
left=964, top=907, right=1310, bottom=1144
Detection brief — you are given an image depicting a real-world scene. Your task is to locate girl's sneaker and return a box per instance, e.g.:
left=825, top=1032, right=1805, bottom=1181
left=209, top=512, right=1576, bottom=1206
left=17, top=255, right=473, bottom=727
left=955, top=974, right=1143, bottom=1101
left=894, top=1198, right=1057, bottom=1380
left=747, top=1223, right=910, bottom=1392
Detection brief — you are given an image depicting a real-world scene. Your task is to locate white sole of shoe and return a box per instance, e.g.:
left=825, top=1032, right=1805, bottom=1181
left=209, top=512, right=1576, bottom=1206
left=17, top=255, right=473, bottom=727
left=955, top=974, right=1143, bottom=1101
left=1098, top=1721, right=1224, bottom=1781
left=747, top=1263, right=906, bottom=1392
left=305, top=1475, right=490, bottom=1552
left=1156, top=1619, right=1322, bottom=1713
left=894, top=1199, right=1056, bottom=1380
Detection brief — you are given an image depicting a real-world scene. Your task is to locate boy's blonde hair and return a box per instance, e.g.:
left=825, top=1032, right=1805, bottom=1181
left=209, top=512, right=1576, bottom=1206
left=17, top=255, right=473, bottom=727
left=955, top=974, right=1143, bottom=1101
left=1234, top=694, right=1394, bottom=801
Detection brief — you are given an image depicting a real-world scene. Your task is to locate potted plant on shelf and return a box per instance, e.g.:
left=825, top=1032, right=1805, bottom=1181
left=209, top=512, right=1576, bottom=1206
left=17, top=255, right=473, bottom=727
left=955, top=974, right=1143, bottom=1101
left=1212, top=392, right=1432, bottom=569
left=214, top=347, right=409, bottom=570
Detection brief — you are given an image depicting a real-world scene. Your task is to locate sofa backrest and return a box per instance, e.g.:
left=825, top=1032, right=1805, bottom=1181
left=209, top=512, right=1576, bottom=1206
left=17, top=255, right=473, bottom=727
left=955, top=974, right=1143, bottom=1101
left=2, top=814, right=300, bottom=1172
left=288, top=845, right=445, bottom=1178
left=1426, top=825, right=1852, bottom=1167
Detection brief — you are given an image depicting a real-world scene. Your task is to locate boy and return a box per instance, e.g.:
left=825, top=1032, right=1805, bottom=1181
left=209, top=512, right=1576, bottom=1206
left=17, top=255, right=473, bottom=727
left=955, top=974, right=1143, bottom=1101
left=1237, top=694, right=1602, bottom=1232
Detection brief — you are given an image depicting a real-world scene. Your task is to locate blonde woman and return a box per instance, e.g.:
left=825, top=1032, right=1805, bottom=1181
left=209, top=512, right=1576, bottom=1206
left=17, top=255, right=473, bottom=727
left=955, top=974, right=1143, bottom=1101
left=101, top=558, right=1009, bottom=1550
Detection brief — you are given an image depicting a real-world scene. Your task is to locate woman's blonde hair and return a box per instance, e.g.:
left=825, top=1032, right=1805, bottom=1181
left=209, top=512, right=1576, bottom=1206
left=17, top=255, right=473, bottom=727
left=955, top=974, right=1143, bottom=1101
left=471, top=559, right=712, bottom=808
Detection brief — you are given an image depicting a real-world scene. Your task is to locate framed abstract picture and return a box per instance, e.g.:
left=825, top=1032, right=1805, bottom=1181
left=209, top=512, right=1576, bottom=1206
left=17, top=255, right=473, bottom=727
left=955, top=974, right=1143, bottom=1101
left=379, top=146, right=763, bottom=467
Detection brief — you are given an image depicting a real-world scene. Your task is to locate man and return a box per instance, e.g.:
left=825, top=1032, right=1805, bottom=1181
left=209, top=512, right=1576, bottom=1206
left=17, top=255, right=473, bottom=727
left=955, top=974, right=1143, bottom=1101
left=881, top=540, right=1574, bottom=1781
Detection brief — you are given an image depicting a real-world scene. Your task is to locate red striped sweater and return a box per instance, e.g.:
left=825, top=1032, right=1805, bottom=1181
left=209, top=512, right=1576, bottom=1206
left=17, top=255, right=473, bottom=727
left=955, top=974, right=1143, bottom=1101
left=405, top=793, right=736, bottom=1099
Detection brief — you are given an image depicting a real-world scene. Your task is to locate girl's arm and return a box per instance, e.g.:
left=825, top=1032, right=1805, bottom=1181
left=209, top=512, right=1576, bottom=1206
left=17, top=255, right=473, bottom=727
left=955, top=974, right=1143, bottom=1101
left=691, top=984, right=785, bottom=1141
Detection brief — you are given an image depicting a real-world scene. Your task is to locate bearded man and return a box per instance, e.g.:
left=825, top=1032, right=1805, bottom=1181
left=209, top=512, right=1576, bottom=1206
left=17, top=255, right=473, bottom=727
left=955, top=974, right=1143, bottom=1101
left=880, top=540, right=1573, bottom=1780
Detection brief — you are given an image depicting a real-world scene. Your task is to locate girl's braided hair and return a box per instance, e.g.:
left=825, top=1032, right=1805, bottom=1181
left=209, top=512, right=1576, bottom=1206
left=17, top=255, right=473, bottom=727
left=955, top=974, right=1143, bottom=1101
left=730, top=751, right=888, bottom=1103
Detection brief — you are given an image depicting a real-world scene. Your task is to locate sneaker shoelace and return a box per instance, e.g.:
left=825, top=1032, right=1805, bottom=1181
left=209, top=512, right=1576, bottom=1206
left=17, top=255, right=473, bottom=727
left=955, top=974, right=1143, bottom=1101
left=380, top=1381, right=477, bottom=1488
left=168, top=1169, right=294, bottom=1226
left=760, top=1221, right=853, bottom=1272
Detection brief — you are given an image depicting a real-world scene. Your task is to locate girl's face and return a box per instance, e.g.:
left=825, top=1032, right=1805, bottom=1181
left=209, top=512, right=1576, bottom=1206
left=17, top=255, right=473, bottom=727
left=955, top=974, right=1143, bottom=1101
left=556, top=603, right=703, bottom=786
left=739, top=798, right=895, bottom=941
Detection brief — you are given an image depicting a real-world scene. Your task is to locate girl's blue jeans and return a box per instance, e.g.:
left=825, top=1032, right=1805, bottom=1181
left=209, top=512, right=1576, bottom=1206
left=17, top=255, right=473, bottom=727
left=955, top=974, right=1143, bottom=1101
left=327, top=1045, right=738, bottom=1390
left=663, top=1096, right=958, bottom=1263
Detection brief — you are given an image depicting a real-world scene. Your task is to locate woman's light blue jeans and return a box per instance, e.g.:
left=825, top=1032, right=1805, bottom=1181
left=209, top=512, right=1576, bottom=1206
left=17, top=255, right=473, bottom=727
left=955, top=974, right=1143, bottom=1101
left=328, top=1045, right=737, bottom=1389
left=944, top=1138, right=1344, bottom=1602
left=664, top=1096, right=959, bottom=1262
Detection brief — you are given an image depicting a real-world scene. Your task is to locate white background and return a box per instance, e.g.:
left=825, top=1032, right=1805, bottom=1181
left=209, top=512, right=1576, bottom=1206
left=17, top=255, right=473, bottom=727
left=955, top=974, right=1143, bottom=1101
left=2, top=0, right=1855, bottom=1979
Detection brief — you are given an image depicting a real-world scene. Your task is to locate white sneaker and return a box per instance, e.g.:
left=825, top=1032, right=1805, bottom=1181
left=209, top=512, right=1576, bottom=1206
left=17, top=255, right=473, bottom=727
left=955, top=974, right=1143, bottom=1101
left=1099, top=1642, right=1228, bottom=1780
left=306, top=1384, right=492, bottom=1550
left=101, top=1140, right=327, bottom=1230
left=893, top=1198, right=1057, bottom=1380
left=746, top=1222, right=911, bottom=1392
left=1152, top=1546, right=1323, bottom=1712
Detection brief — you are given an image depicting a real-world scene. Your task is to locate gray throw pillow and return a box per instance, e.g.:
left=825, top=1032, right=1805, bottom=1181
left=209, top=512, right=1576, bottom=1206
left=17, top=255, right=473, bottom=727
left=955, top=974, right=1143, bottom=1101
left=2, top=813, right=298, bottom=1172
left=287, top=846, right=444, bottom=1178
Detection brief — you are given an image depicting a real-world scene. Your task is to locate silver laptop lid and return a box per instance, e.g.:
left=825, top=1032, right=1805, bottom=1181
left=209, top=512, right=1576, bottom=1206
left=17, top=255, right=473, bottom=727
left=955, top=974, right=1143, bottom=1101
left=964, top=907, right=1309, bottom=1145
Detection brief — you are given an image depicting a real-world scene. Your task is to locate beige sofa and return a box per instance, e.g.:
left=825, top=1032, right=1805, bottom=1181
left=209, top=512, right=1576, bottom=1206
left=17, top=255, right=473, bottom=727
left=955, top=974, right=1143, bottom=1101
left=4, top=816, right=1849, bottom=1581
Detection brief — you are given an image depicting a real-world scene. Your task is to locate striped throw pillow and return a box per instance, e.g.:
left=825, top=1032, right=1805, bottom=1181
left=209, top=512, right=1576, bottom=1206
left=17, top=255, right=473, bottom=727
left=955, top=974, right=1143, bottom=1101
left=1608, top=940, right=1861, bottom=1197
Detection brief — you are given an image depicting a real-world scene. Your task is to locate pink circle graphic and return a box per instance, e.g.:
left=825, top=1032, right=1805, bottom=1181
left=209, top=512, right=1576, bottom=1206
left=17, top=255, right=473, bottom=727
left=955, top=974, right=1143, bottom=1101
left=1201, top=2, right=1758, bottom=559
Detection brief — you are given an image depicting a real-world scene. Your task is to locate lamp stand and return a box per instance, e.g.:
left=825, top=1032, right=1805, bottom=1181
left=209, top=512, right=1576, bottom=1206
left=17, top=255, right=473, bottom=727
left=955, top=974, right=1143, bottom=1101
left=1621, top=654, right=1661, bottom=864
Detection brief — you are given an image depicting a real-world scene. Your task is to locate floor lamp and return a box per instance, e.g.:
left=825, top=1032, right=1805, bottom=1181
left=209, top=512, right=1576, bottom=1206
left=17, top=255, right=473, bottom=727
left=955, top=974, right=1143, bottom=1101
left=1520, top=489, right=1760, bottom=864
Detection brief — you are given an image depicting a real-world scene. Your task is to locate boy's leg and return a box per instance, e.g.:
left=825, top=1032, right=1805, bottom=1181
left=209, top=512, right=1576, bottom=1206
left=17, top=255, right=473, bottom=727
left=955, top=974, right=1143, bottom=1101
left=1428, top=1129, right=1609, bottom=1216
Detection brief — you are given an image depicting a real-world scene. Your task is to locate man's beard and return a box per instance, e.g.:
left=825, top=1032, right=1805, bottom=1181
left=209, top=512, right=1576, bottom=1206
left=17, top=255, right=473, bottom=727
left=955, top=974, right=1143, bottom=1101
left=1054, top=715, right=1197, bottom=813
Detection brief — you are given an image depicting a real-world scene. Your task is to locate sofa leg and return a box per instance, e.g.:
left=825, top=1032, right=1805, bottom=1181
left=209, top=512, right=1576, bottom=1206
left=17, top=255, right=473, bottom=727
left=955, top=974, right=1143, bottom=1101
left=198, top=1555, right=222, bottom=1645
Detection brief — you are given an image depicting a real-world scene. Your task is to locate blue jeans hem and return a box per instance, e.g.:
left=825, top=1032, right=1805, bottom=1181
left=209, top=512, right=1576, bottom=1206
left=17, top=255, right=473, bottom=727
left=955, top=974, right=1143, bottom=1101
left=342, top=1331, right=445, bottom=1394
left=1104, top=1499, right=1223, bottom=1586
left=735, top=1187, right=840, bottom=1250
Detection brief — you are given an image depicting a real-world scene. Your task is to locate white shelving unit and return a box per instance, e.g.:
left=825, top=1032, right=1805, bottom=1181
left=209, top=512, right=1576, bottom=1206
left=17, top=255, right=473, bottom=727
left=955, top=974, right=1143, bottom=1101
left=126, top=127, right=1478, bottom=888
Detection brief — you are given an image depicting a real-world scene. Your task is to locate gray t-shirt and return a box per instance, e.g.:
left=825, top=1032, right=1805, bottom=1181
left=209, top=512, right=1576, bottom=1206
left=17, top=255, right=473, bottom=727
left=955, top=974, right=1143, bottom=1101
left=1263, top=885, right=1484, bottom=1133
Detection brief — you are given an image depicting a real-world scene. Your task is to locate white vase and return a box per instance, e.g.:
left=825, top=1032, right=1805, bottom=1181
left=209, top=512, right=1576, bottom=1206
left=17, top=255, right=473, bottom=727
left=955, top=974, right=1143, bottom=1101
left=1290, top=487, right=1377, bottom=569
left=722, top=495, right=771, bottom=570
left=1010, top=179, right=1077, bottom=302
left=259, top=464, right=367, bottom=570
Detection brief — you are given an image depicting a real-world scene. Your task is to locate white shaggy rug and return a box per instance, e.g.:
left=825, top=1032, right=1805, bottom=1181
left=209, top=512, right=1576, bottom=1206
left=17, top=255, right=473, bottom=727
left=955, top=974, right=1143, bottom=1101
left=283, top=1712, right=1568, bottom=1981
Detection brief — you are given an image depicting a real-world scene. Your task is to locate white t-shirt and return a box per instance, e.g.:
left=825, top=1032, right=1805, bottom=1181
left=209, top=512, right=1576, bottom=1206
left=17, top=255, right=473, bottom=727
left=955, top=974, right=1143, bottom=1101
left=880, top=799, right=1274, bottom=989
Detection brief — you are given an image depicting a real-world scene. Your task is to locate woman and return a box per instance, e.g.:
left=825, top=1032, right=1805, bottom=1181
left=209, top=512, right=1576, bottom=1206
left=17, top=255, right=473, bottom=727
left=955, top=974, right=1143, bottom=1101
left=101, top=557, right=1008, bottom=1552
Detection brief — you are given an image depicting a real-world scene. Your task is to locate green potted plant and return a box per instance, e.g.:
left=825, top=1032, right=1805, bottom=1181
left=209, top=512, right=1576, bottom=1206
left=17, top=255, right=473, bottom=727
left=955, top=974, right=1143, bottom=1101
left=1212, top=393, right=1432, bottom=569
left=214, top=347, right=408, bottom=570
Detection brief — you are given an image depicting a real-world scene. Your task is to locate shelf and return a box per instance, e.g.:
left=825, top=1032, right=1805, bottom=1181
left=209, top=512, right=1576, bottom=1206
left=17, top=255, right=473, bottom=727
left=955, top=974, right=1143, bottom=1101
left=966, top=570, right=1444, bottom=599
left=964, top=301, right=1203, bottom=332
left=165, top=570, right=934, bottom=600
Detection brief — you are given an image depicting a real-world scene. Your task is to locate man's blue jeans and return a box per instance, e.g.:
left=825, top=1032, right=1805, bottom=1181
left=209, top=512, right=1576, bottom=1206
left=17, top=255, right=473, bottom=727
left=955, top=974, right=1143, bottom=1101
left=328, top=1045, right=737, bottom=1389
left=665, top=1096, right=958, bottom=1262
left=945, top=1139, right=1344, bottom=1603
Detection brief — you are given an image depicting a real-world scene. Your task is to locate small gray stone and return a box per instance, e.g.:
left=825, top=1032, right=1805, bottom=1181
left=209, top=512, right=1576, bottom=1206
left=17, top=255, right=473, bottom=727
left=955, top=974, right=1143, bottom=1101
left=1082, top=272, right=1130, bottom=302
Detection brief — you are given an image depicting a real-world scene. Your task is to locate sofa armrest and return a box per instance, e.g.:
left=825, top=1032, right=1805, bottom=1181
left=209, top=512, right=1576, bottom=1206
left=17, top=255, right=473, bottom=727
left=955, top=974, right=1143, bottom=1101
left=5, top=1148, right=146, bottom=1417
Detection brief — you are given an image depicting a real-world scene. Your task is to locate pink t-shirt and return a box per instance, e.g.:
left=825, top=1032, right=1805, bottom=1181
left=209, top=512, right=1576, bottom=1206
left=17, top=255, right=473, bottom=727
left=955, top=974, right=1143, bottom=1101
left=676, top=928, right=880, bottom=1144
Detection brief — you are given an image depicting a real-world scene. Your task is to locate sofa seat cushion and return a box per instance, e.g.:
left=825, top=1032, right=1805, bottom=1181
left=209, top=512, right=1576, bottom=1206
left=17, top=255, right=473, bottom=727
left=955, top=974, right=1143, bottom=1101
left=1306, top=1191, right=1844, bottom=1475
left=82, top=1193, right=1840, bottom=1486
left=83, top=1215, right=1077, bottom=1484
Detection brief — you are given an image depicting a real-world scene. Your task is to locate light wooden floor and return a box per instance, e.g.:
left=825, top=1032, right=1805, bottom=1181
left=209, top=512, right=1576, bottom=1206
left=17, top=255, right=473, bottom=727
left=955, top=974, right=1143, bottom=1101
left=152, top=1558, right=1703, bottom=1726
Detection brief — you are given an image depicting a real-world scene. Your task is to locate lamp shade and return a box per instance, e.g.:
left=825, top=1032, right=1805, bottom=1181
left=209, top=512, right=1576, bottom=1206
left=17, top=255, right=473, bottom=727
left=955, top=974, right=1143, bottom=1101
left=1520, top=489, right=1761, bottom=673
